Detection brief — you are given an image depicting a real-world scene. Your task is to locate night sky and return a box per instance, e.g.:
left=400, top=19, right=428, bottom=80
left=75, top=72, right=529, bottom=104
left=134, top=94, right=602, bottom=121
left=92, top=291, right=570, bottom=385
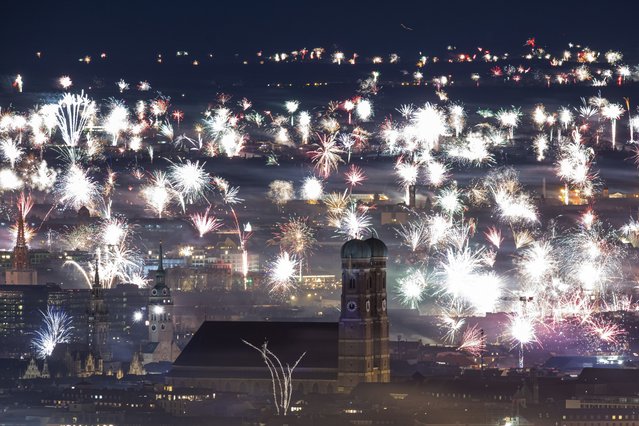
left=1, top=0, right=638, bottom=61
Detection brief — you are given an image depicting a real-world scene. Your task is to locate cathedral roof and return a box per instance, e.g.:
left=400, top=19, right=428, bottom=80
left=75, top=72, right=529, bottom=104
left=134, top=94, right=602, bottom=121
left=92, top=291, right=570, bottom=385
left=341, top=238, right=388, bottom=259
left=172, top=321, right=338, bottom=370
left=340, top=239, right=372, bottom=259
left=365, top=237, right=388, bottom=258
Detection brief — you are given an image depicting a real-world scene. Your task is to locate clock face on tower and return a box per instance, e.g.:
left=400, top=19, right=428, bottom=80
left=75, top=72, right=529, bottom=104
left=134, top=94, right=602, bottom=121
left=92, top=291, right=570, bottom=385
left=347, top=300, right=357, bottom=312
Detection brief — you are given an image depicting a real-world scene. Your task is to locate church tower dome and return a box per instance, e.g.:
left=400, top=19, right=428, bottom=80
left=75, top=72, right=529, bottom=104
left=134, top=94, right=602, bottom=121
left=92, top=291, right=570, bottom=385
left=338, top=238, right=390, bottom=393
left=364, top=237, right=388, bottom=258
left=340, top=239, right=372, bottom=259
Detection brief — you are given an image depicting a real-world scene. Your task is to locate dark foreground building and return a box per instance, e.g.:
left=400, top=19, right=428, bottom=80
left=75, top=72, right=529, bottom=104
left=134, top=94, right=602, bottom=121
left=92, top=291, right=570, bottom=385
left=168, top=237, right=391, bottom=394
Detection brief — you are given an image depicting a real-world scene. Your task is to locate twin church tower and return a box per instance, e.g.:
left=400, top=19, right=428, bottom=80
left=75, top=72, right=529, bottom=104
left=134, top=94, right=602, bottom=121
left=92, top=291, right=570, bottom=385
left=338, top=237, right=390, bottom=392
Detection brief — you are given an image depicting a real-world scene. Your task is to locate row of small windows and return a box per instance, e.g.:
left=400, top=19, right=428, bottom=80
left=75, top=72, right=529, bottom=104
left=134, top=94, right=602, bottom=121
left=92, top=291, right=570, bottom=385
left=565, top=414, right=639, bottom=420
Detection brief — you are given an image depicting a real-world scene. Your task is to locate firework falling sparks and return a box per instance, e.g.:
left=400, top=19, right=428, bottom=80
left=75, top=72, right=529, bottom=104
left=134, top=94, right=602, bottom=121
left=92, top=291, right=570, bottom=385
left=56, top=163, right=101, bottom=211
left=64, top=227, right=144, bottom=290
left=556, top=132, right=597, bottom=202
left=436, top=236, right=502, bottom=315
left=600, top=103, right=624, bottom=149
left=355, top=99, right=373, bottom=121
left=311, top=133, right=344, bottom=178
left=142, top=171, right=173, bottom=218
left=457, top=325, right=486, bottom=357
left=55, top=92, right=95, bottom=147
left=267, top=180, right=294, bottom=207
left=168, top=159, right=210, bottom=208
left=272, top=217, right=316, bottom=259
left=410, top=103, right=448, bottom=149
left=439, top=306, right=468, bottom=344
left=1, top=138, right=24, bottom=169
left=496, top=107, right=522, bottom=139
left=533, top=135, right=549, bottom=161
left=32, top=306, right=74, bottom=359
left=336, top=204, right=372, bottom=240
left=103, top=100, right=129, bottom=146
left=485, top=167, right=538, bottom=224
left=484, top=226, right=503, bottom=249
left=243, top=340, right=305, bottom=416
left=266, top=251, right=300, bottom=294
left=190, top=207, right=222, bottom=238
left=300, top=176, right=324, bottom=202
left=344, top=164, right=366, bottom=188
left=395, top=269, right=429, bottom=309
left=397, top=219, right=429, bottom=252
left=214, top=177, right=244, bottom=205
left=508, top=309, right=538, bottom=369
left=587, top=317, right=626, bottom=345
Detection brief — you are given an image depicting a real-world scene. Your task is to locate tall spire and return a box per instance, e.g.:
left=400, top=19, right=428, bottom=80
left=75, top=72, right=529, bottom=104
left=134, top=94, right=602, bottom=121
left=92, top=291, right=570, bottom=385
left=158, top=241, right=164, bottom=272
left=12, top=204, right=30, bottom=270
left=94, top=258, right=101, bottom=289
left=154, top=241, right=166, bottom=289
left=16, top=210, right=26, bottom=248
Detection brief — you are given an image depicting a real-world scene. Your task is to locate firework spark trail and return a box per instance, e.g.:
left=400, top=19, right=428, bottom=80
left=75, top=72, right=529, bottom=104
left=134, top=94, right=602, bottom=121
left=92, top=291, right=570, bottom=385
left=586, top=317, right=626, bottom=344
left=397, top=219, right=429, bottom=252
left=271, top=217, right=316, bottom=279
left=508, top=310, right=538, bottom=369
left=214, top=177, right=251, bottom=285
left=142, top=171, right=174, bottom=218
left=484, top=226, right=503, bottom=249
left=56, top=162, right=101, bottom=212
left=311, top=133, right=344, bottom=178
left=344, top=164, right=366, bottom=188
left=55, top=92, right=94, bottom=147
left=62, top=217, right=144, bottom=289
left=190, top=207, right=222, bottom=238
left=1, top=138, right=24, bottom=169
left=103, top=100, right=130, bottom=146
left=168, top=159, right=211, bottom=209
left=410, top=103, right=448, bottom=150
left=601, top=103, right=624, bottom=149
left=457, top=325, right=486, bottom=357
left=556, top=131, right=597, bottom=203
left=336, top=203, right=372, bottom=240
left=266, top=251, right=300, bottom=294
left=243, top=340, right=305, bottom=416
left=396, top=268, right=429, bottom=309
left=32, top=306, right=74, bottom=359
left=496, top=107, right=522, bottom=139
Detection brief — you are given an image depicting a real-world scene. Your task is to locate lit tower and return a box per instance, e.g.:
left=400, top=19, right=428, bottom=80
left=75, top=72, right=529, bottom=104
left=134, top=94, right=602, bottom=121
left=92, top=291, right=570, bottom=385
left=337, top=238, right=390, bottom=393
left=146, top=242, right=180, bottom=363
left=5, top=206, right=37, bottom=285
left=87, top=260, right=110, bottom=361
